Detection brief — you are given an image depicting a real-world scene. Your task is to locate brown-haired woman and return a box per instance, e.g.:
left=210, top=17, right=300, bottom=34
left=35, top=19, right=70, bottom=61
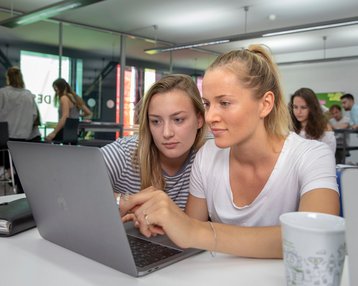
left=289, top=87, right=336, bottom=153
left=46, top=78, right=92, bottom=142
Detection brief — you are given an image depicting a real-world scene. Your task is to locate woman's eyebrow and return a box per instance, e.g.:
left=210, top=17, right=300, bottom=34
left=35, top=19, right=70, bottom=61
left=202, top=94, right=229, bottom=101
left=149, top=110, right=186, bottom=117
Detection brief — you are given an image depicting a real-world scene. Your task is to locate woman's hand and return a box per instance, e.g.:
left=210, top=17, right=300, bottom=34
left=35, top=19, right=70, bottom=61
left=121, top=187, right=195, bottom=249
left=119, top=188, right=161, bottom=229
left=45, top=132, right=56, bottom=142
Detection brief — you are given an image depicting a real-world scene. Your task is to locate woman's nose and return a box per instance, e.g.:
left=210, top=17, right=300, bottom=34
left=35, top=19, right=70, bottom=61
left=205, top=105, right=218, bottom=124
left=163, top=122, right=174, bottom=138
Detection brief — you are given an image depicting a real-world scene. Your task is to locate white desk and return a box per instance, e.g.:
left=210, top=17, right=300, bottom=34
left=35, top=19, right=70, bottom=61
left=0, top=195, right=350, bottom=286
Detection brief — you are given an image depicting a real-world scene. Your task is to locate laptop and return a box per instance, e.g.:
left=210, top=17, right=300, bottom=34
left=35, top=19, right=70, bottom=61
left=340, top=166, right=358, bottom=286
left=8, top=141, right=202, bottom=277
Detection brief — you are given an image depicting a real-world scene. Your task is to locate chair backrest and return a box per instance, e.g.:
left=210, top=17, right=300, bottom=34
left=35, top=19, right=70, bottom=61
left=62, top=118, right=79, bottom=145
left=0, top=122, right=9, bottom=148
left=340, top=167, right=358, bottom=286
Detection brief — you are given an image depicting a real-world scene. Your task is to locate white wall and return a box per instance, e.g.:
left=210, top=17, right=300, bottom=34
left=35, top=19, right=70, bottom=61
left=279, top=59, right=358, bottom=164
left=279, top=59, right=358, bottom=100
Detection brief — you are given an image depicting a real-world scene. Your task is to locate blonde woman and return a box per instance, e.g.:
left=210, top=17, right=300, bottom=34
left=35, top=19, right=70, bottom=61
left=101, top=74, right=206, bottom=209
left=120, top=46, right=339, bottom=258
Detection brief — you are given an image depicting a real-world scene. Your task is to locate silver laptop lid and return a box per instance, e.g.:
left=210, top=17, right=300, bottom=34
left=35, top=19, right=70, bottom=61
left=8, top=141, right=202, bottom=277
left=9, top=141, right=139, bottom=276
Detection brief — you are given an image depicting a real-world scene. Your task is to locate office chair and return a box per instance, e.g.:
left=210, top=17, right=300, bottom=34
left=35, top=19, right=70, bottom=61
left=0, top=122, right=16, bottom=194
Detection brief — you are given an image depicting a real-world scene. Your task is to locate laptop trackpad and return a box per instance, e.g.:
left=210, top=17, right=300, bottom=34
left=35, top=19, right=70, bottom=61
left=124, top=221, right=182, bottom=250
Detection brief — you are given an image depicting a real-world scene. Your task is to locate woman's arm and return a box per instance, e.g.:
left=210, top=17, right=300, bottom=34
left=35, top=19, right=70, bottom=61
left=80, top=103, right=92, bottom=118
left=298, top=188, right=340, bottom=214
left=121, top=187, right=339, bottom=259
left=184, top=194, right=208, bottom=221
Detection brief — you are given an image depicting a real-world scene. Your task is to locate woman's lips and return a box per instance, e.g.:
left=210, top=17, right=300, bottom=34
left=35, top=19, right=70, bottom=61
left=163, top=142, right=178, bottom=149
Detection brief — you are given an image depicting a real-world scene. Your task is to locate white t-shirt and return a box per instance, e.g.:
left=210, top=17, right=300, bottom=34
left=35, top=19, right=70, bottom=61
left=299, top=129, right=336, bottom=154
left=329, top=116, right=350, bottom=147
left=189, top=132, right=338, bottom=226
left=0, top=86, right=37, bottom=139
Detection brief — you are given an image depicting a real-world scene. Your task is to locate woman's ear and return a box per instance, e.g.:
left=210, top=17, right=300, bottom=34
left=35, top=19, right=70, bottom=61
left=259, top=91, right=275, bottom=118
left=197, top=113, right=204, bottom=129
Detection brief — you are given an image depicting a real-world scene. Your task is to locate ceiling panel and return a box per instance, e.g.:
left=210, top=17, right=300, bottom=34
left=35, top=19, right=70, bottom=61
left=0, top=0, right=357, bottom=70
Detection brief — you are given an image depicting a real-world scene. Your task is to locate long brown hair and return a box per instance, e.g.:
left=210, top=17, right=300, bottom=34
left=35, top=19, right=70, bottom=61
left=136, top=74, right=207, bottom=190
left=53, top=78, right=85, bottom=108
left=289, top=87, right=327, bottom=139
left=206, top=45, right=291, bottom=138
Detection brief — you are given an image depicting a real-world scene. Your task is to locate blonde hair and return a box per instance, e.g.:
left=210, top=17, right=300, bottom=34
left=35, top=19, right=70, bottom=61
left=135, top=74, right=207, bottom=189
left=6, top=66, right=25, bottom=88
left=206, top=45, right=291, bottom=138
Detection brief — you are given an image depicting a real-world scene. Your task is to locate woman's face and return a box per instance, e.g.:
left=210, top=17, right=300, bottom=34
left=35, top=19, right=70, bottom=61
left=53, top=85, right=59, bottom=94
left=292, top=96, right=309, bottom=126
left=202, top=68, right=267, bottom=148
left=148, top=89, right=203, bottom=162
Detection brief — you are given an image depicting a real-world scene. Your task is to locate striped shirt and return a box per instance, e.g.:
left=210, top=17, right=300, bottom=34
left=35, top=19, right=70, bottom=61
left=100, top=135, right=197, bottom=210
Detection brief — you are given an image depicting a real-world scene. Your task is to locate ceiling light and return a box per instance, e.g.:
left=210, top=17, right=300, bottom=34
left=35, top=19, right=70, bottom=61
left=144, top=39, right=230, bottom=55
left=0, top=0, right=105, bottom=28
left=144, top=16, right=358, bottom=55
left=263, top=19, right=358, bottom=37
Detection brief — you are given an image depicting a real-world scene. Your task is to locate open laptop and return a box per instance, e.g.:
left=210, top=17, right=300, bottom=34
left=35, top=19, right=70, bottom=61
left=340, top=166, right=358, bottom=286
left=8, top=141, right=202, bottom=277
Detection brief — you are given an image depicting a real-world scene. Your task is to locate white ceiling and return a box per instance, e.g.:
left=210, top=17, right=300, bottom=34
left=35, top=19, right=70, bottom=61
left=0, top=0, right=358, bottom=70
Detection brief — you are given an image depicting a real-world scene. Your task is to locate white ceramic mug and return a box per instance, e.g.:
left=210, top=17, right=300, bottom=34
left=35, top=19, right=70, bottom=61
left=280, top=212, right=345, bottom=286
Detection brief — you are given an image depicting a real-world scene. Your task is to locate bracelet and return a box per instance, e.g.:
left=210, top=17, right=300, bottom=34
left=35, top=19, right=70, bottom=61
left=116, top=192, right=129, bottom=207
left=116, top=193, right=121, bottom=207
left=208, top=221, right=217, bottom=257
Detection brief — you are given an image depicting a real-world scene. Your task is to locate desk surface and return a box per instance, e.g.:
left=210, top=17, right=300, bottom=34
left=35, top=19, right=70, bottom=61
left=0, top=195, right=350, bottom=286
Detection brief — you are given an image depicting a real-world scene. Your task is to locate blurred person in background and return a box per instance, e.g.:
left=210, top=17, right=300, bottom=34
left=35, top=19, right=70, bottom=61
left=329, top=104, right=350, bottom=164
left=46, top=78, right=92, bottom=142
left=289, top=87, right=336, bottom=154
left=340, top=93, right=358, bottom=129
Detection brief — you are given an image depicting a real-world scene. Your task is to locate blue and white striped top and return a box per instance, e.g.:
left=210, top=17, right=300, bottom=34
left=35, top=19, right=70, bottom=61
left=100, top=135, right=197, bottom=210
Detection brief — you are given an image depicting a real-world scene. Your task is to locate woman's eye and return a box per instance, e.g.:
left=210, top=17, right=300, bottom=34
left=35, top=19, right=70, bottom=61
left=220, top=101, right=230, bottom=107
left=150, top=119, right=160, bottom=125
left=202, top=102, right=209, bottom=109
left=174, top=118, right=184, bottom=124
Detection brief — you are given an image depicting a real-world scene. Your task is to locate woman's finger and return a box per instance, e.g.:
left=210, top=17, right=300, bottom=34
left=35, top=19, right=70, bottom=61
left=120, top=188, right=162, bottom=215
left=121, top=213, right=136, bottom=223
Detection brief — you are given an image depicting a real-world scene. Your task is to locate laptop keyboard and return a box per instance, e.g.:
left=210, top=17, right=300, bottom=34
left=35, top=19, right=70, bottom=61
left=127, top=235, right=182, bottom=268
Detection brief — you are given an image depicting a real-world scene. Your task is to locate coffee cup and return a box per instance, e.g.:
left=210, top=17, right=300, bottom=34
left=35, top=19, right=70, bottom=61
left=280, top=212, right=345, bottom=286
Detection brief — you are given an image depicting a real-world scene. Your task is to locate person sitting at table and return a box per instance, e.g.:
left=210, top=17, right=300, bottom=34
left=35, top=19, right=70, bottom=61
left=329, top=104, right=350, bottom=164
left=46, top=78, right=92, bottom=142
left=119, top=45, right=339, bottom=259
left=340, top=93, right=358, bottom=129
left=100, top=74, right=207, bottom=210
left=289, top=87, right=336, bottom=154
